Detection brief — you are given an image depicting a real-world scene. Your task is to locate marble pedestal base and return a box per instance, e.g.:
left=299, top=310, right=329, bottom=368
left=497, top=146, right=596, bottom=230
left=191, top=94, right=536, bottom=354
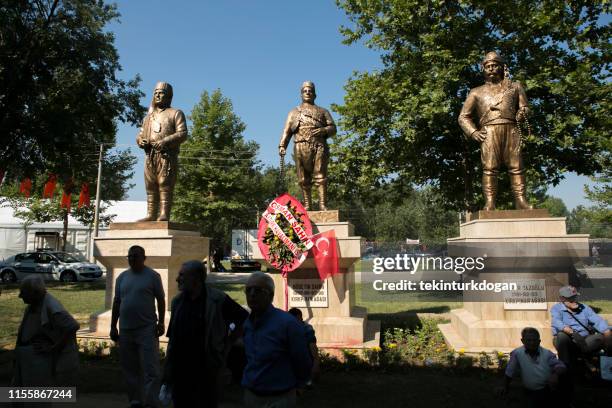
left=439, top=213, right=589, bottom=352
left=85, top=222, right=209, bottom=338
left=252, top=211, right=380, bottom=350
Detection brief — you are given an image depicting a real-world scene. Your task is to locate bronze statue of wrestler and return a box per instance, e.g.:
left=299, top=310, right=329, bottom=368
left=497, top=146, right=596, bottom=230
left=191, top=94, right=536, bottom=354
left=136, top=82, right=188, bottom=221
left=459, top=51, right=533, bottom=211
left=279, top=81, right=336, bottom=211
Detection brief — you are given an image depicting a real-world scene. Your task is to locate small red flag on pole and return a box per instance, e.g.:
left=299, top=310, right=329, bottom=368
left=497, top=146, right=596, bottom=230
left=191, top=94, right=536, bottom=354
left=19, top=178, right=32, bottom=198
left=61, top=178, right=74, bottom=211
left=78, top=183, right=90, bottom=208
left=61, top=191, right=71, bottom=210
left=43, top=174, right=57, bottom=198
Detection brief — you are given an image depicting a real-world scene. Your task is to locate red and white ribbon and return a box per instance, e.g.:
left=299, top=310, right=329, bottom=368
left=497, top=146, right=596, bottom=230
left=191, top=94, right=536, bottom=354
left=266, top=200, right=314, bottom=249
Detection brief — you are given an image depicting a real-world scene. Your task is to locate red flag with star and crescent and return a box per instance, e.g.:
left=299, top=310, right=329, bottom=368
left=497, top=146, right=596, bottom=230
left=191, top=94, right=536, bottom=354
left=311, top=229, right=339, bottom=280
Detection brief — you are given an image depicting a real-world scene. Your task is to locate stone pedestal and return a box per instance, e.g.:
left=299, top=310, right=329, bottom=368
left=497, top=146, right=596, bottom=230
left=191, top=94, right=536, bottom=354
left=85, top=222, right=209, bottom=337
left=439, top=211, right=589, bottom=352
left=251, top=211, right=380, bottom=350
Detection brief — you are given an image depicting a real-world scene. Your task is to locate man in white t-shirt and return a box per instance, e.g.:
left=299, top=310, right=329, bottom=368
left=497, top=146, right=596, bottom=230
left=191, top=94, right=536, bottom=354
left=499, top=327, right=567, bottom=408
left=110, top=245, right=165, bottom=408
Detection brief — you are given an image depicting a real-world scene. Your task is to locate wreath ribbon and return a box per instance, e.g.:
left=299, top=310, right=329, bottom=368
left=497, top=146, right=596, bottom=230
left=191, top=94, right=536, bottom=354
left=267, top=200, right=314, bottom=250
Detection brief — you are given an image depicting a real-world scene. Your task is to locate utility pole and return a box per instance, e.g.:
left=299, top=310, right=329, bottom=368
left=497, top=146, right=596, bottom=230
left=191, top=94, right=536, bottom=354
left=93, top=144, right=103, bottom=238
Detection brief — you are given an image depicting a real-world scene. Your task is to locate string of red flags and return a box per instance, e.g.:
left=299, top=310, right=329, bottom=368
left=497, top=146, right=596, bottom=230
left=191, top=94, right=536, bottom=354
left=13, top=176, right=92, bottom=209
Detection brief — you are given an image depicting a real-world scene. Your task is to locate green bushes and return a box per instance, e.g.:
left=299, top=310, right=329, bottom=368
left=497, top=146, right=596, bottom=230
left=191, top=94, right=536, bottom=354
left=320, top=318, right=509, bottom=374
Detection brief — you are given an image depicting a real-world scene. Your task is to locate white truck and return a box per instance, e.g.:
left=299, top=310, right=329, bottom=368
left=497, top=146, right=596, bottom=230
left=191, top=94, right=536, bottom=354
left=230, top=229, right=260, bottom=271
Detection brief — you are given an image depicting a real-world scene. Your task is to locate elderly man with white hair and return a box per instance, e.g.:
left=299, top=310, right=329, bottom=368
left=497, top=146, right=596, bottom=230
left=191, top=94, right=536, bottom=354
left=12, top=275, right=80, bottom=388
left=242, top=272, right=312, bottom=408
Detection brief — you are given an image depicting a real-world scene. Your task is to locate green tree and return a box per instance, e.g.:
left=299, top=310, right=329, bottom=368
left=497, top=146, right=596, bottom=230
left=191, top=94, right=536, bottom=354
left=173, top=90, right=266, bottom=248
left=260, top=164, right=300, bottom=201
left=331, top=185, right=459, bottom=244
left=0, top=0, right=145, bottom=182
left=539, top=196, right=569, bottom=218
left=567, top=205, right=611, bottom=238
left=565, top=169, right=612, bottom=237
left=333, top=0, right=610, bottom=210
left=582, top=169, right=611, bottom=234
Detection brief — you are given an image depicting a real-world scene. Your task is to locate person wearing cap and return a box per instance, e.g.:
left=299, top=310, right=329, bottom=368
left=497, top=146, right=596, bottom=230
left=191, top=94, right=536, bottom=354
left=136, top=81, right=188, bottom=221
left=279, top=81, right=337, bottom=211
left=458, top=51, right=532, bottom=211
left=551, top=285, right=611, bottom=368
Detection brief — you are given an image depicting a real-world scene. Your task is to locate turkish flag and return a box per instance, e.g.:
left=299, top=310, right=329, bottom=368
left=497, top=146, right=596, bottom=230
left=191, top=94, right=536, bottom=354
left=312, top=230, right=339, bottom=280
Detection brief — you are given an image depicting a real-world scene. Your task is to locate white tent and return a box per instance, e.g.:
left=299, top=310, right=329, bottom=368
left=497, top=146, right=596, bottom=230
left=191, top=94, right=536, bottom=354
left=0, top=201, right=146, bottom=260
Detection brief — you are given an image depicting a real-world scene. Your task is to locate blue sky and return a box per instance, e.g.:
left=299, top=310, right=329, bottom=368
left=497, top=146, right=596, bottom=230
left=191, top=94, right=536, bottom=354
left=109, top=0, right=595, bottom=208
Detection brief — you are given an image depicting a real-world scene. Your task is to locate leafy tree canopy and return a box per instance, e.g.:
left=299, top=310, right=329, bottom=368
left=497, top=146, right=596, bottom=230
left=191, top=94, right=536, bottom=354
left=173, top=90, right=275, bottom=247
left=333, top=0, right=610, bottom=210
left=539, top=195, right=569, bottom=218
left=0, top=0, right=145, bottom=183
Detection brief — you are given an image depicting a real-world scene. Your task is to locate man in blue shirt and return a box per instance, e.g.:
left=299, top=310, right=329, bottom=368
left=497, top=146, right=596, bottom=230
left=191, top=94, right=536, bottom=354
left=242, top=272, right=312, bottom=407
left=551, top=286, right=611, bottom=368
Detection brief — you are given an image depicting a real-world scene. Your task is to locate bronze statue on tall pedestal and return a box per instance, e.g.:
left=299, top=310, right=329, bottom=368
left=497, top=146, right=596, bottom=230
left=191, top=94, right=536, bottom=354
left=459, top=52, right=533, bottom=211
left=279, top=81, right=336, bottom=211
left=136, top=82, right=188, bottom=221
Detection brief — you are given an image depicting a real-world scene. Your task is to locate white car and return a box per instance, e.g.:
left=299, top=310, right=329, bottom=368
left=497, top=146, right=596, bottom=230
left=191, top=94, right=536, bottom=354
left=0, top=251, right=103, bottom=283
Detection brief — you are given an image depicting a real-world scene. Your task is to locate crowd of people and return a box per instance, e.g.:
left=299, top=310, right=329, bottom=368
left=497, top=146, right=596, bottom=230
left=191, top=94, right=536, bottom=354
left=10, top=246, right=611, bottom=407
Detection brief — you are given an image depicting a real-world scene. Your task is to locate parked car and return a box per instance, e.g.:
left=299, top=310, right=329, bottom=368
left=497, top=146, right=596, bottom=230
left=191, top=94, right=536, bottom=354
left=0, top=251, right=103, bottom=283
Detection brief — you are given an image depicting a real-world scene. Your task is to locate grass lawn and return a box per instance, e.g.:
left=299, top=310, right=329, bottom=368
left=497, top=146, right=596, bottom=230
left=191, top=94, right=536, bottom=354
left=2, top=280, right=611, bottom=347
left=0, top=281, right=106, bottom=348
